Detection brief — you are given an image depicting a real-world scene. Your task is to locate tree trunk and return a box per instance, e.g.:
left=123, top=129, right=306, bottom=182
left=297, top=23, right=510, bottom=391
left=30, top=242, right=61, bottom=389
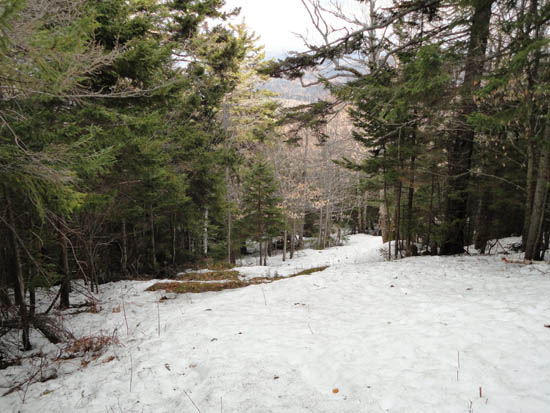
left=29, top=283, right=36, bottom=317
left=318, top=206, right=323, bottom=248
left=85, top=240, right=98, bottom=294
left=202, top=207, right=208, bottom=257
left=0, top=272, right=11, bottom=308
left=541, top=229, right=550, bottom=260
left=521, top=0, right=542, bottom=247
left=172, top=214, right=177, bottom=266
left=225, top=165, right=233, bottom=263
left=59, top=219, right=71, bottom=309
left=522, top=140, right=537, bottom=247
left=227, top=210, right=232, bottom=263
left=380, top=188, right=391, bottom=243
left=7, top=199, right=31, bottom=350
left=324, top=204, right=331, bottom=248
left=150, top=205, right=157, bottom=270
left=525, top=117, right=550, bottom=260
left=441, top=0, right=494, bottom=255
left=258, top=238, right=262, bottom=266
left=394, top=182, right=402, bottom=259
left=283, top=228, right=287, bottom=262
left=382, top=178, right=392, bottom=259
left=290, top=219, right=296, bottom=259
left=122, top=218, right=128, bottom=275
left=474, top=186, right=493, bottom=253
left=426, top=173, right=435, bottom=251
left=299, top=131, right=310, bottom=250
left=358, top=196, right=364, bottom=234
left=363, top=193, right=369, bottom=232
left=406, top=154, right=416, bottom=248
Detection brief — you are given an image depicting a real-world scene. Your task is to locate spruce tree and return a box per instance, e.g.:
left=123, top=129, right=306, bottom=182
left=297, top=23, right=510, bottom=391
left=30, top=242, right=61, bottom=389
left=240, top=158, right=283, bottom=266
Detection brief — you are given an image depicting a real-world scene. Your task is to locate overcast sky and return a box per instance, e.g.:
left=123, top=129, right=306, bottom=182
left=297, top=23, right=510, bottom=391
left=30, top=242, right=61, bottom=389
left=224, top=0, right=310, bottom=58
left=224, top=0, right=367, bottom=59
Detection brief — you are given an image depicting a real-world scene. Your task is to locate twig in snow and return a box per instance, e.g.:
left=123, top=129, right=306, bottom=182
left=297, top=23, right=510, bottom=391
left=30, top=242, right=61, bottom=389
left=157, top=302, right=161, bottom=337
left=121, top=291, right=129, bottom=337
left=178, top=304, right=185, bottom=318
left=129, top=348, right=133, bottom=393
left=308, top=322, right=314, bottom=335
left=260, top=286, right=267, bottom=306
left=220, top=396, right=223, bottom=413
left=183, top=389, right=201, bottom=413
left=456, top=350, right=460, bottom=381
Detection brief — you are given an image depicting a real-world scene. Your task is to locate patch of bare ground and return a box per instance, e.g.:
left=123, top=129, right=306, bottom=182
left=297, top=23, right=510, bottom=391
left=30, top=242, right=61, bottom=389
left=147, top=266, right=330, bottom=294
left=176, top=270, right=240, bottom=281
left=146, top=280, right=248, bottom=294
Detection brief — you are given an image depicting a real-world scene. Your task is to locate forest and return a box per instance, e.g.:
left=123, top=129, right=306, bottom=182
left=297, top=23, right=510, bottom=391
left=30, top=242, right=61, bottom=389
left=0, top=0, right=549, bottom=385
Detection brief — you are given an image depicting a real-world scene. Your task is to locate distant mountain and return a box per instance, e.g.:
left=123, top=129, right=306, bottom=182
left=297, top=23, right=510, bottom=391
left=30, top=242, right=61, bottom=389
left=261, top=78, right=328, bottom=103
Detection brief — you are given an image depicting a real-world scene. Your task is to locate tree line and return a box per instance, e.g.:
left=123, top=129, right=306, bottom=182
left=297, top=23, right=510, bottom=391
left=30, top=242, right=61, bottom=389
left=266, top=0, right=550, bottom=259
left=0, top=0, right=364, bottom=352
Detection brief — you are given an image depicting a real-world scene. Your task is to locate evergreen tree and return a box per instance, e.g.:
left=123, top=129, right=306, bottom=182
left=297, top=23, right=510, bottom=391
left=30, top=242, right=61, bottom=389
left=240, top=158, right=283, bottom=266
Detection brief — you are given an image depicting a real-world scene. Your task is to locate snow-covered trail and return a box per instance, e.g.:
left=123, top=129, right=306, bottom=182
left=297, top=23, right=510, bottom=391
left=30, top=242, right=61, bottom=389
left=2, top=235, right=550, bottom=413
left=235, top=233, right=384, bottom=279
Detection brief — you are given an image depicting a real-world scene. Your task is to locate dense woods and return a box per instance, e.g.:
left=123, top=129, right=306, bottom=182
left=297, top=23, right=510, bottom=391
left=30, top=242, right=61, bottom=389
left=1, top=0, right=550, bottom=352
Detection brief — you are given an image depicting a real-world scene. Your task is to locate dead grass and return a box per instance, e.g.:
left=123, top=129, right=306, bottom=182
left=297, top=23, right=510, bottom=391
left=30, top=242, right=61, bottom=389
left=248, top=266, right=329, bottom=284
left=62, top=334, right=119, bottom=360
left=207, top=262, right=236, bottom=271
left=248, top=277, right=275, bottom=284
left=175, top=281, right=247, bottom=293
left=191, top=259, right=236, bottom=271
left=291, top=266, right=330, bottom=276
left=146, top=280, right=247, bottom=294
left=147, top=266, right=330, bottom=295
left=176, top=270, right=240, bottom=281
left=65, top=336, right=117, bottom=355
left=146, top=282, right=183, bottom=293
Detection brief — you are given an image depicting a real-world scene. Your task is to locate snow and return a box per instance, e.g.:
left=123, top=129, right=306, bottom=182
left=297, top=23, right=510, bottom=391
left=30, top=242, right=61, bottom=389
left=2, top=235, right=550, bottom=412
left=235, top=234, right=384, bottom=279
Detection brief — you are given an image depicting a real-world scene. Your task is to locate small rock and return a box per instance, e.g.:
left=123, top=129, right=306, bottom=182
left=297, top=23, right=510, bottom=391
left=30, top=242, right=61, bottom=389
left=40, top=367, right=57, bottom=383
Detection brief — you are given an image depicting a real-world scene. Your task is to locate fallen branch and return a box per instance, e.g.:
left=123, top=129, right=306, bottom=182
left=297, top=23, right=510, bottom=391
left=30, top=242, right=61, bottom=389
left=501, top=257, right=532, bottom=265
left=1, top=314, right=74, bottom=344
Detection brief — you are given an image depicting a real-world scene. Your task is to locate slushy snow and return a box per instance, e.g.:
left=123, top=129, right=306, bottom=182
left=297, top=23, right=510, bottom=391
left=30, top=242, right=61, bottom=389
left=1, top=234, right=549, bottom=412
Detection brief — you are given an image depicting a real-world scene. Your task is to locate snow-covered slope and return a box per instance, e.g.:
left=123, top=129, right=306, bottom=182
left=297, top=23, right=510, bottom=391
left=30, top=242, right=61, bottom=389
left=1, top=235, right=550, bottom=412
